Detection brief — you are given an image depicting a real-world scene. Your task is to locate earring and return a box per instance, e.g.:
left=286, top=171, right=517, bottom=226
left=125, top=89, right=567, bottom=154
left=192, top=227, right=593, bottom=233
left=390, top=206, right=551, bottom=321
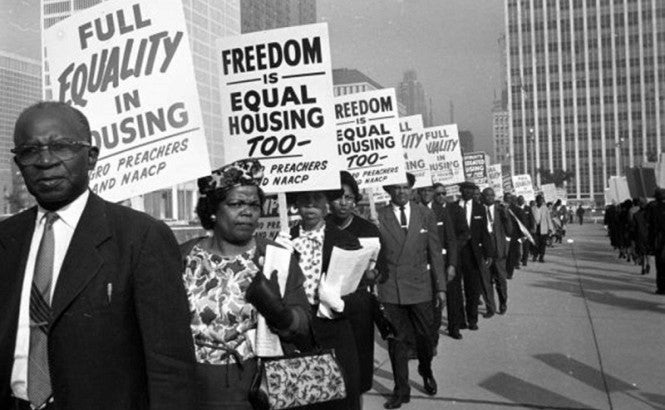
left=210, top=214, right=217, bottom=221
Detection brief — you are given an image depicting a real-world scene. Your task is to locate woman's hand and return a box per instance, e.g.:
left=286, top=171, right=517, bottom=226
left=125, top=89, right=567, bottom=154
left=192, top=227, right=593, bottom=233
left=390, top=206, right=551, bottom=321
left=275, top=231, right=295, bottom=253
left=318, top=280, right=344, bottom=313
left=245, top=270, right=293, bottom=330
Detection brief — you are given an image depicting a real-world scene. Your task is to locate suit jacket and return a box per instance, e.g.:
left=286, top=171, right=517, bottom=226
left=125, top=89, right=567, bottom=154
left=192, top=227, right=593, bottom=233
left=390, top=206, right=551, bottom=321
left=376, top=201, right=445, bottom=305
left=531, top=205, right=554, bottom=234
left=457, top=199, right=495, bottom=261
left=430, top=202, right=458, bottom=268
left=0, top=193, right=195, bottom=410
left=486, top=203, right=513, bottom=260
left=521, top=204, right=535, bottom=231
left=509, top=203, right=526, bottom=240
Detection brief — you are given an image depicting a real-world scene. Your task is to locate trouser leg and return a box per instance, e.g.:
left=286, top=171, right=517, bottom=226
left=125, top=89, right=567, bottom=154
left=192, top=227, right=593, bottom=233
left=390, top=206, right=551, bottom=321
left=446, top=269, right=465, bottom=330
left=656, top=251, right=665, bottom=292
left=492, top=259, right=508, bottom=307
left=409, top=301, right=435, bottom=377
left=383, top=303, right=412, bottom=397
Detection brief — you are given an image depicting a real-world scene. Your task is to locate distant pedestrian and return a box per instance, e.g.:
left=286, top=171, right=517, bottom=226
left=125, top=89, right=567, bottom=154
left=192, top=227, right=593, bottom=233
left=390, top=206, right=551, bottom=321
left=576, top=205, right=585, bottom=225
left=518, top=196, right=534, bottom=267
left=532, top=195, right=553, bottom=263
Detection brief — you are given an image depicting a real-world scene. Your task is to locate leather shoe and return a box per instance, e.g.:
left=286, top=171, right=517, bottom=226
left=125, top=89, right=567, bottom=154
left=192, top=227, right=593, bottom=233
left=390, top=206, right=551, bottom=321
left=448, top=328, right=462, bottom=340
left=384, top=395, right=410, bottom=409
left=422, top=374, right=437, bottom=396
left=499, top=305, right=507, bottom=314
left=483, top=310, right=495, bottom=319
left=459, top=322, right=468, bottom=330
left=468, top=323, right=479, bottom=330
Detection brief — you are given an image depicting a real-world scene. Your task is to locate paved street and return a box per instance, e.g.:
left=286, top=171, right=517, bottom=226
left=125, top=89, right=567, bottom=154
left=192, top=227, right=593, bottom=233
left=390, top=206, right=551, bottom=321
left=365, top=223, right=665, bottom=410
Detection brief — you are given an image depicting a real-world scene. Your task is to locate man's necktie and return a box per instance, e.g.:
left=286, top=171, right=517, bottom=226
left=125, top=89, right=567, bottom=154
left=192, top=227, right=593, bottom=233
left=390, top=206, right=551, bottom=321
left=399, top=205, right=408, bottom=232
left=28, top=212, right=58, bottom=408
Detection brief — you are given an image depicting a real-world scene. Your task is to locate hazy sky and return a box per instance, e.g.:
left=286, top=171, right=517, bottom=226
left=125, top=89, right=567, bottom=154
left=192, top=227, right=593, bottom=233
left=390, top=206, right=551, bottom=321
left=319, top=0, right=504, bottom=153
left=0, top=0, right=504, bottom=153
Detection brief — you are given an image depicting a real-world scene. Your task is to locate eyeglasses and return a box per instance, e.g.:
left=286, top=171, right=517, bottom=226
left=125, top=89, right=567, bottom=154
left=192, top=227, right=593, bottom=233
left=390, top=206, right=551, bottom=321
left=11, top=140, right=92, bottom=166
left=435, top=192, right=447, bottom=196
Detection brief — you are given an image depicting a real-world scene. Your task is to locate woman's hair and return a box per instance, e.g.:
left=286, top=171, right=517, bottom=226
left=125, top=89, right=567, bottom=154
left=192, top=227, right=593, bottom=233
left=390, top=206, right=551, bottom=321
left=326, top=171, right=362, bottom=203
left=195, top=185, right=265, bottom=230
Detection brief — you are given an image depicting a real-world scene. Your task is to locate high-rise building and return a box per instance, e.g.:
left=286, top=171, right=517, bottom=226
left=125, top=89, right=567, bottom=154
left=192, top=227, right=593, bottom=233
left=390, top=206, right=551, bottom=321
left=397, top=70, right=430, bottom=126
left=333, top=68, right=407, bottom=116
left=505, top=0, right=665, bottom=202
left=459, top=130, right=475, bottom=154
left=0, top=51, right=41, bottom=213
left=241, top=0, right=316, bottom=33
left=42, top=0, right=240, bottom=220
left=493, top=90, right=511, bottom=167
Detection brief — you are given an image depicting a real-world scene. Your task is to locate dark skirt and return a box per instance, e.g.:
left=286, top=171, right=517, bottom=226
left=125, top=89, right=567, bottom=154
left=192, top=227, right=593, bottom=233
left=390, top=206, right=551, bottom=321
left=301, top=313, right=361, bottom=410
left=195, top=359, right=258, bottom=410
left=345, top=289, right=375, bottom=393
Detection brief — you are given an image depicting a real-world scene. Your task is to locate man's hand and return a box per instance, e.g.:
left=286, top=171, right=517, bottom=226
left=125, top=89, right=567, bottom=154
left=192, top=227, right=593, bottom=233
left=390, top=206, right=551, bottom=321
left=435, top=291, right=446, bottom=308
left=446, top=265, right=456, bottom=282
left=484, top=257, right=493, bottom=267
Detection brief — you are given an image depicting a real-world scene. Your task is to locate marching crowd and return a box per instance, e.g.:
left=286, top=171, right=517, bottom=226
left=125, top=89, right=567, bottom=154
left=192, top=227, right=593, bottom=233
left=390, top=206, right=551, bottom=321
left=0, top=101, right=600, bottom=410
left=603, top=191, right=665, bottom=294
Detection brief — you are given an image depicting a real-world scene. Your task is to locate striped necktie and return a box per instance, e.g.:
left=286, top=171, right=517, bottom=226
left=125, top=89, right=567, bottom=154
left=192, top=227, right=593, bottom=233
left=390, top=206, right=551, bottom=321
left=28, top=212, right=58, bottom=408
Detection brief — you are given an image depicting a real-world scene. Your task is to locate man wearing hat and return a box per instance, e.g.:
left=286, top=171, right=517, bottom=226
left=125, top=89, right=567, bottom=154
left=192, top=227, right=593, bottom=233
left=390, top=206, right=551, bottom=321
left=457, top=181, right=494, bottom=331
left=376, top=173, right=447, bottom=408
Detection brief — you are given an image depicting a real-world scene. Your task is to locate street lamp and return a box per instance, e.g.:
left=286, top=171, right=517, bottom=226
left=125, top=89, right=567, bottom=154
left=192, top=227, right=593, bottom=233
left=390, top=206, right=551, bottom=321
left=615, top=137, right=625, bottom=176
left=528, top=128, right=535, bottom=183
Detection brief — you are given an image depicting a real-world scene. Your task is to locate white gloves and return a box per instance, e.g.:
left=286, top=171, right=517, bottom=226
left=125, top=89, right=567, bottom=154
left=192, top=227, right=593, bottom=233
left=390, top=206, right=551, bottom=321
left=318, top=280, right=344, bottom=313
left=275, top=231, right=295, bottom=253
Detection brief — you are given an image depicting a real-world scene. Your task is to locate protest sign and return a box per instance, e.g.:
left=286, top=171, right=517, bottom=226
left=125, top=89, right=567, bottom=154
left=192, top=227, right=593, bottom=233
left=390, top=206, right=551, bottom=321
left=512, top=174, right=535, bottom=202
left=43, top=0, right=211, bottom=202
left=463, top=151, right=488, bottom=186
left=255, top=195, right=300, bottom=239
left=400, top=115, right=432, bottom=188
left=334, top=88, right=405, bottom=188
left=555, top=187, right=568, bottom=204
left=541, top=183, right=557, bottom=203
left=487, top=164, right=503, bottom=198
left=502, top=172, right=514, bottom=194
left=423, top=124, right=464, bottom=185
left=217, top=23, right=341, bottom=194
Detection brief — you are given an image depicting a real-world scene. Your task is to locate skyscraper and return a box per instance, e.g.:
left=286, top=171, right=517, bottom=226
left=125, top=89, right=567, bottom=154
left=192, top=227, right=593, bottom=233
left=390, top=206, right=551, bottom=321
left=240, top=0, right=316, bottom=33
left=505, top=0, right=665, bottom=201
left=41, top=0, right=240, bottom=220
left=0, top=51, right=41, bottom=213
left=397, top=70, right=430, bottom=126
left=332, top=68, right=407, bottom=115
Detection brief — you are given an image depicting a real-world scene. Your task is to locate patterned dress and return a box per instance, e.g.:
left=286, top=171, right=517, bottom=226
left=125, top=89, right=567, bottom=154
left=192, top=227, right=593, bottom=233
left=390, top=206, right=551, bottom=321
left=183, top=244, right=259, bottom=364
left=292, top=225, right=325, bottom=305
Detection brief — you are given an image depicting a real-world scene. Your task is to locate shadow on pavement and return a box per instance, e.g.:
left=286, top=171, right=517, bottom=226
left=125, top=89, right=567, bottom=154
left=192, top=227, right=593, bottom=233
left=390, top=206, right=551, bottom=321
left=478, top=372, right=596, bottom=409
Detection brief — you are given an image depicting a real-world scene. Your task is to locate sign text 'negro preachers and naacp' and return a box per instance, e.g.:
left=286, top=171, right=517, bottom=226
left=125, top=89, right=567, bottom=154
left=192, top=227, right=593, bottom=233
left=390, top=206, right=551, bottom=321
left=43, top=0, right=210, bottom=202
left=218, top=23, right=341, bottom=193
left=334, top=89, right=406, bottom=188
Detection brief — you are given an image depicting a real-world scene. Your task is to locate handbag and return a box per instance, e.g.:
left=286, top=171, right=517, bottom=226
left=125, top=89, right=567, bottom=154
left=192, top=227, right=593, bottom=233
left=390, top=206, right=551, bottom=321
left=248, top=348, right=347, bottom=409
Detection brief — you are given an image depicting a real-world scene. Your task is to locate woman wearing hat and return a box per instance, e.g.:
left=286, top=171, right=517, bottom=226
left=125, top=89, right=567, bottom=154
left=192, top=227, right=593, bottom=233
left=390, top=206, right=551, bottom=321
left=180, top=159, right=311, bottom=409
left=278, top=189, right=363, bottom=410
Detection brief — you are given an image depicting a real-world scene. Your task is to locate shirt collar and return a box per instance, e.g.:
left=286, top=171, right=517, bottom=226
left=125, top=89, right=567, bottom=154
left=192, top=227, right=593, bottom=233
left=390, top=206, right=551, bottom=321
left=298, top=222, right=325, bottom=242
left=37, top=190, right=90, bottom=229
left=392, top=201, right=410, bottom=212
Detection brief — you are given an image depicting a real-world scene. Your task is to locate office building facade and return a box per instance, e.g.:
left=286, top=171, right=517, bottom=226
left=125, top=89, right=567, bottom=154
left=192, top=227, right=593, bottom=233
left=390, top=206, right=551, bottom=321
left=241, top=0, right=316, bottom=33
left=0, top=52, right=41, bottom=213
left=505, top=0, right=665, bottom=201
left=397, top=70, right=431, bottom=126
left=333, top=68, right=407, bottom=116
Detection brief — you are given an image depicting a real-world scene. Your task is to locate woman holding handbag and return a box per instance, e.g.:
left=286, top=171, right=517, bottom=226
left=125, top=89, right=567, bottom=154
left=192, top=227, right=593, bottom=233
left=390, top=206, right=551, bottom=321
left=276, top=190, right=363, bottom=410
left=180, top=159, right=311, bottom=410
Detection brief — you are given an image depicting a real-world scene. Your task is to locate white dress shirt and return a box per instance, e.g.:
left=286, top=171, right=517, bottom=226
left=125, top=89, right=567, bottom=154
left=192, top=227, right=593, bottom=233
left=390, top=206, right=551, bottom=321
left=392, top=201, right=410, bottom=229
left=486, top=204, right=495, bottom=233
left=11, top=190, right=90, bottom=401
left=459, top=199, right=473, bottom=226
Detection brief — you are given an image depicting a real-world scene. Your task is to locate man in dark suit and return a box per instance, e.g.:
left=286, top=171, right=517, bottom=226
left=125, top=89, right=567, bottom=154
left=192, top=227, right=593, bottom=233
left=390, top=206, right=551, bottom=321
left=431, top=183, right=467, bottom=340
left=0, top=102, right=195, bottom=410
left=649, top=188, right=665, bottom=295
left=482, top=188, right=513, bottom=315
left=457, top=182, right=494, bottom=331
left=418, top=184, right=458, bottom=344
left=377, top=173, right=447, bottom=408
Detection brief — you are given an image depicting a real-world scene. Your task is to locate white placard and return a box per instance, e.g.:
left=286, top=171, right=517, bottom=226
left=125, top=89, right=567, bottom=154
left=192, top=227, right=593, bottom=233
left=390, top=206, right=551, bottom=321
left=335, top=89, right=406, bottom=188
left=512, top=174, right=535, bottom=202
left=463, top=151, right=488, bottom=186
left=488, top=164, right=504, bottom=198
left=43, top=0, right=211, bottom=202
left=541, top=183, right=557, bottom=203
left=422, top=124, right=464, bottom=186
left=400, top=115, right=432, bottom=188
left=217, top=23, right=341, bottom=194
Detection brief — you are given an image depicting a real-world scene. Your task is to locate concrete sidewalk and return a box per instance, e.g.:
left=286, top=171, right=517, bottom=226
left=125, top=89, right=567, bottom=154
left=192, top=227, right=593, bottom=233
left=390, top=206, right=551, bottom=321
left=364, top=223, right=665, bottom=410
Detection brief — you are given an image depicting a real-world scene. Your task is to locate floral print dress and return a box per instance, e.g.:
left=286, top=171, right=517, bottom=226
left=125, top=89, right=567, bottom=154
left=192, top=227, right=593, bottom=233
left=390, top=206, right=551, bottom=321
left=183, top=244, right=259, bottom=364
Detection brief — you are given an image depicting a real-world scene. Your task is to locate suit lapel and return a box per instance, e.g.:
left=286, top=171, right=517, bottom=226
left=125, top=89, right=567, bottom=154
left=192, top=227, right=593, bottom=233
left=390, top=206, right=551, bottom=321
left=51, top=194, right=111, bottom=325
left=380, top=205, right=406, bottom=244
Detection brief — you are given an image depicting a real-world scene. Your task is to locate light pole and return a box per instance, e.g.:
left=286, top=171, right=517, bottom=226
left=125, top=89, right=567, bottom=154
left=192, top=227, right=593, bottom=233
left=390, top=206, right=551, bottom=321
left=528, top=127, right=535, bottom=183
left=615, top=138, right=625, bottom=176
